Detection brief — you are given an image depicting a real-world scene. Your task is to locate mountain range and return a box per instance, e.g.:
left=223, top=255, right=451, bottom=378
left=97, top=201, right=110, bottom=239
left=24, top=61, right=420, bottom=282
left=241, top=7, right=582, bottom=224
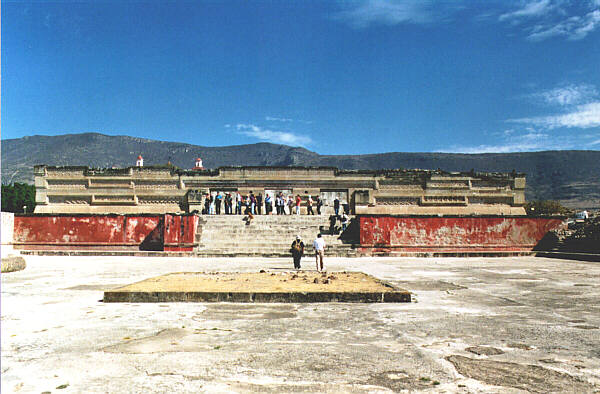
left=2, top=133, right=599, bottom=209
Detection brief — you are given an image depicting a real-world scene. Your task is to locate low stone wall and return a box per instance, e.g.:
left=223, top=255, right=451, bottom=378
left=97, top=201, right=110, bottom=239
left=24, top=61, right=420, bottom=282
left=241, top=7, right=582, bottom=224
left=358, top=215, right=565, bottom=254
left=13, top=214, right=198, bottom=252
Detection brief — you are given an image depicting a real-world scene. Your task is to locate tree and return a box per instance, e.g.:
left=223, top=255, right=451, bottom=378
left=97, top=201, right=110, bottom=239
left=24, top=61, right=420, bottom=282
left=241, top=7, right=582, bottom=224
left=1, top=183, right=36, bottom=213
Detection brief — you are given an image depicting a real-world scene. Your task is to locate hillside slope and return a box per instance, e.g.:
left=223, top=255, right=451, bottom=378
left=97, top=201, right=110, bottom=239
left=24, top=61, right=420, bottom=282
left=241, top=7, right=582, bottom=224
left=2, top=133, right=599, bottom=208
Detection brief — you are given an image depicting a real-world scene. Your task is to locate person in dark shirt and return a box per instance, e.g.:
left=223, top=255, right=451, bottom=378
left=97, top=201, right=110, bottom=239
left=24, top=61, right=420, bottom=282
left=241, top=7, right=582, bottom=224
left=203, top=193, right=210, bottom=215
left=290, top=235, right=305, bottom=269
left=256, top=193, right=263, bottom=215
left=225, top=193, right=232, bottom=214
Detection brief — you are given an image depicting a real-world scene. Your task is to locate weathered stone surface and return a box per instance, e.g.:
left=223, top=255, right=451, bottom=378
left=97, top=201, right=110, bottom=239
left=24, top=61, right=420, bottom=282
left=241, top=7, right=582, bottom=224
left=465, top=345, right=505, bottom=356
left=3, top=256, right=600, bottom=393
left=103, top=272, right=411, bottom=303
left=1, top=256, right=26, bottom=273
left=34, top=164, right=527, bottom=215
left=446, top=355, right=594, bottom=393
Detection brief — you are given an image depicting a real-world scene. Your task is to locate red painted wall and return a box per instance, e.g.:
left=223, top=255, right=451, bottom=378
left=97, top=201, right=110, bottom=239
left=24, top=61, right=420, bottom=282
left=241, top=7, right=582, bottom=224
left=359, top=216, right=564, bottom=252
left=163, top=214, right=199, bottom=252
left=13, top=214, right=197, bottom=251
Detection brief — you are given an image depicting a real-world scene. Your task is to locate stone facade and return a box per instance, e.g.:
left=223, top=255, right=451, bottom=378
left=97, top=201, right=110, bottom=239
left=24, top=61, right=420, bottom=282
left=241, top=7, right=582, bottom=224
left=34, top=165, right=527, bottom=215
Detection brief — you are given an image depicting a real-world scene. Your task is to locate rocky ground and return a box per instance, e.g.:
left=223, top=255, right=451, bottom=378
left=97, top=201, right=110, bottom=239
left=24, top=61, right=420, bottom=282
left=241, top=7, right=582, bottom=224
left=2, top=256, right=599, bottom=393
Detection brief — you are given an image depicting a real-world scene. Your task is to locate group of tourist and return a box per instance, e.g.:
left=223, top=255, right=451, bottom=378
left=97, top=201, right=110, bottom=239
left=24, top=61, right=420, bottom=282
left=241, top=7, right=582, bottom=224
left=202, top=191, right=331, bottom=215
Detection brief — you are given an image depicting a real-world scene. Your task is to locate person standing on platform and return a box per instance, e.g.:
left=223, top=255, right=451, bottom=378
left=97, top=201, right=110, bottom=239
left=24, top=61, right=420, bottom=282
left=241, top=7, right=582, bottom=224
left=279, top=192, right=286, bottom=215
left=224, top=193, right=231, bottom=214
left=290, top=235, right=304, bottom=269
left=334, top=197, right=340, bottom=216
left=287, top=195, right=294, bottom=215
left=250, top=191, right=256, bottom=215
left=203, top=193, right=210, bottom=215
left=313, top=233, right=326, bottom=272
left=295, top=194, right=302, bottom=215
left=235, top=192, right=241, bottom=215
left=316, top=196, right=323, bottom=215
left=307, top=195, right=314, bottom=215
left=215, top=192, right=222, bottom=215
left=256, top=193, right=263, bottom=215
left=265, top=194, right=272, bottom=215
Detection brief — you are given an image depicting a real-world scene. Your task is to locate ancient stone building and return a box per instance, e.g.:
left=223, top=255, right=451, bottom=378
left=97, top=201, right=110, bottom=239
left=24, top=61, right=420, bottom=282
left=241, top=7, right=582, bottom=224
left=34, top=165, right=526, bottom=215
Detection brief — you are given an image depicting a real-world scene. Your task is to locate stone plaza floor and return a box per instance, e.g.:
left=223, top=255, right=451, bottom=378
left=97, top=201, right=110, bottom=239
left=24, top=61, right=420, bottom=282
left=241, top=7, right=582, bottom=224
left=1, top=255, right=599, bottom=393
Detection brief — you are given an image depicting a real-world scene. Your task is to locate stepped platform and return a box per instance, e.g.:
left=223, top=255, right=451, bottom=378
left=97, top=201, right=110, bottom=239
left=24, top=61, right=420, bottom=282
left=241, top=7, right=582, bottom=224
left=103, top=271, right=411, bottom=303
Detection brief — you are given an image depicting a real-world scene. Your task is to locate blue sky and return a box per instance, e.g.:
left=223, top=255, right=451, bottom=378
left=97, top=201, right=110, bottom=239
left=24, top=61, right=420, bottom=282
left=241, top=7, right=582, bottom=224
left=2, top=0, right=600, bottom=154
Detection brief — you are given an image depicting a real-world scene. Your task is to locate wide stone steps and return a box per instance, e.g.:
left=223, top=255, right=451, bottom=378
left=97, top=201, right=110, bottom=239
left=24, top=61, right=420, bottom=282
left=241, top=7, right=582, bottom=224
left=195, top=214, right=355, bottom=257
left=193, top=249, right=357, bottom=258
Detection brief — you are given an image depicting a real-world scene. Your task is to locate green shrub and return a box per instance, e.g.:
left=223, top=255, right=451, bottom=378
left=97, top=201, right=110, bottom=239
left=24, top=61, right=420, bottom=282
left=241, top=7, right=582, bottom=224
left=1, top=183, right=36, bottom=213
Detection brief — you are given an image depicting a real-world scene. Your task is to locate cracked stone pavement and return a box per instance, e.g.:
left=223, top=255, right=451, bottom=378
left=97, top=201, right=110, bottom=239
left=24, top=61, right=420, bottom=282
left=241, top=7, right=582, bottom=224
left=2, top=256, right=599, bottom=393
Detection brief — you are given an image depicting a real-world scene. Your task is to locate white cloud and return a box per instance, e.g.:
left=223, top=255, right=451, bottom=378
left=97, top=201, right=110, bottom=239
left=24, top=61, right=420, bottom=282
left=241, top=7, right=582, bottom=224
left=497, top=1, right=600, bottom=41
left=440, top=132, right=557, bottom=153
left=531, top=84, right=598, bottom=106
left=265, top=116, right=313, bottom=124
left=440, top=129, right=600, bottom=153
left=265, top=116, right=293, bottom=122
left=333, top=0, right=462, bottom=28
left=335, top=1, right=600, bottom=40
left=499, top=0, right=554, bottom=21
left=234, top=124, right=312, bottom=147
left=527, top=9, right=600, bottom=41
left=510, top=102, right=600, bottom=129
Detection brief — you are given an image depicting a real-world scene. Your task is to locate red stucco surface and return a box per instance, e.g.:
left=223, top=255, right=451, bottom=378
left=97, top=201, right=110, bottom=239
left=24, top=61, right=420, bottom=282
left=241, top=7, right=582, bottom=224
left=13, top=215, right=197, bottom=251
left=163, top=214, right=199, bottom=252
left=359, top=216, right=564, bottom=252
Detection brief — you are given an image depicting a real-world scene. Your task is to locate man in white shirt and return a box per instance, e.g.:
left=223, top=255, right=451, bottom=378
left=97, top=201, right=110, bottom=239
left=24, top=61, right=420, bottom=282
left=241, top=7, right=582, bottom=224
left=313, top=233, right=326, bottom=272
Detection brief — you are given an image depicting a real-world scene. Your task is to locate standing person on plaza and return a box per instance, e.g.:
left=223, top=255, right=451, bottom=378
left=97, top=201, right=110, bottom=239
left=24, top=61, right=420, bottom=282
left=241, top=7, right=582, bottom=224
left=256, top=193, right=263, bottom=215
left=307, top=195, right=314, bottom=215
left=334, top=197, right=340, bottom=216
left=313, top=233, right=326, bottom=272
left=295, top=194, right=302, bottom=215
left=290, top=235, right=305, bottom=269
left=287, top=195, right=294, bottom=215
left=316, top=196, right=323, bottom=215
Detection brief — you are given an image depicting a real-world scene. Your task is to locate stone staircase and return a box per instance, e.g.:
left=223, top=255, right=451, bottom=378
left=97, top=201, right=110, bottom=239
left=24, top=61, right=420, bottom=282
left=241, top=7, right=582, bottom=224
left=195, top=214, right=357, bottom=257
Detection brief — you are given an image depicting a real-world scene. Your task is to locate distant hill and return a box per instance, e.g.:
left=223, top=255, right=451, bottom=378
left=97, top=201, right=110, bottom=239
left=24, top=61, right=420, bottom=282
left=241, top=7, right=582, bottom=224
left=2, top=133, right=599, bottom=208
